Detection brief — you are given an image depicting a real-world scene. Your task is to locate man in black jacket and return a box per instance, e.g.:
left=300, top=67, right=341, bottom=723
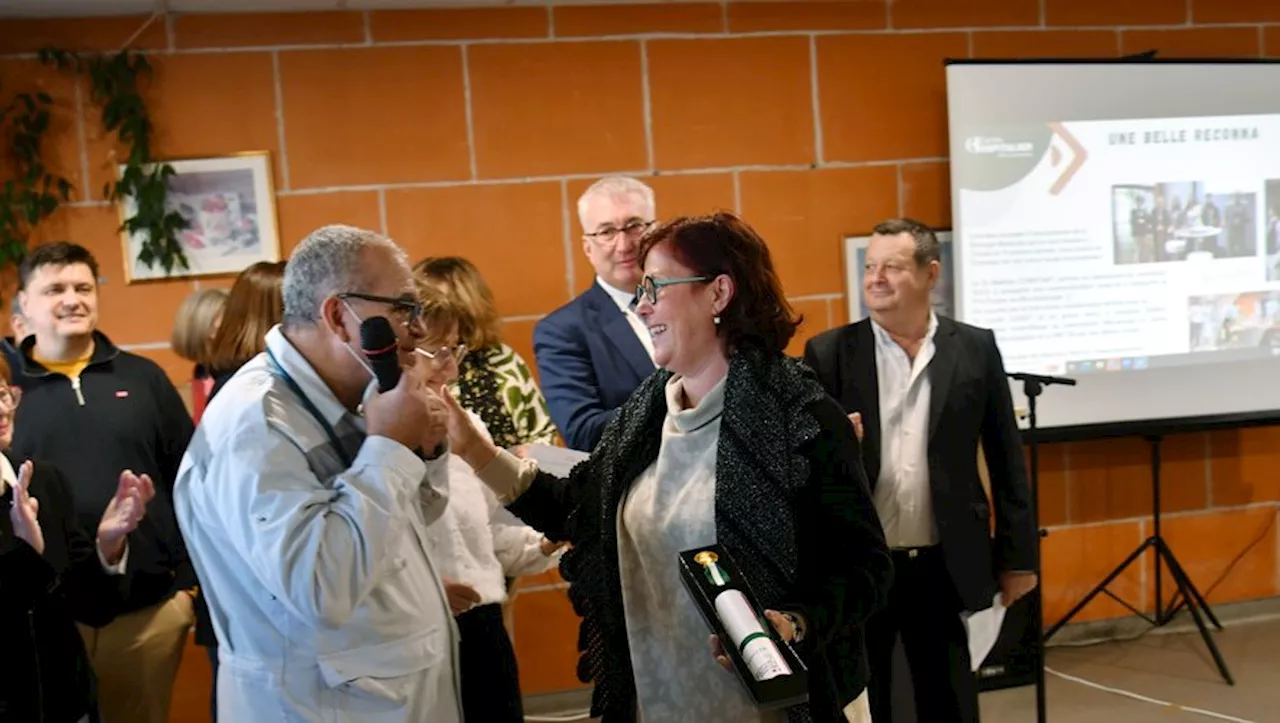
left=804, top=219, right=1038, bottom=723
left=10, top=242, right=196, bottom=723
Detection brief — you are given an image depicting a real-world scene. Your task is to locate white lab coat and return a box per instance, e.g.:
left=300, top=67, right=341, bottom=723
left=174, top=326, right=462, bottom=723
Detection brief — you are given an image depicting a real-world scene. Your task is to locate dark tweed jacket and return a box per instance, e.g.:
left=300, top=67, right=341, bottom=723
left=506, top=346, right=893, bottom=722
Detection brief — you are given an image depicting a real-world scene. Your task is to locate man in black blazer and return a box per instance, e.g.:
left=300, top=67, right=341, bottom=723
left=803, top=218, right=1038, bottom=723
left=534, top=176, right=658, bottom=451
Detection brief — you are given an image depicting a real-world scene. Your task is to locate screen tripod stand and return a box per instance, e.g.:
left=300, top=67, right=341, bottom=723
left=1043, top=432, right=1234, bottom=686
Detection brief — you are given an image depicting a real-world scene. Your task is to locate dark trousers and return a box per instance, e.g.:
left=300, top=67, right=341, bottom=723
left=206, top=644, right=218, bottom=722
left=458, top=603, right=524, bottom=723
left=866, top=546, right=979, bottom=723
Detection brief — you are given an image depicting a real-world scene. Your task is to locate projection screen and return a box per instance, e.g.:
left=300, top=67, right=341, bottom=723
left=946, top=60, right=1280, bottom=436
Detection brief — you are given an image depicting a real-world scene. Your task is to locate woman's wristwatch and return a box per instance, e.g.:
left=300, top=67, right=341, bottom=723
left=781, top=611, right=807, bottom=644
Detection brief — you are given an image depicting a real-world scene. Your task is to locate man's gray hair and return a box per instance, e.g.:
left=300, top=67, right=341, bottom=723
left=282, top=224, right=408, bottom=326
left=576, top=176, right=656, bottom=231
left=10, top=293, right=23, bottom=319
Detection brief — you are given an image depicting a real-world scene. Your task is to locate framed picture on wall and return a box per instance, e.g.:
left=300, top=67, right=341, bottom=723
left=841, top=228, right=954, bottom=322
left=118, top=151, right=281, bottom=283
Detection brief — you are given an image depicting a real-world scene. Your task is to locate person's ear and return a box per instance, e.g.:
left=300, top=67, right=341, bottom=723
left=711, top=274, right=735, bottom=316
left=320, top=296, right=354, bottom=343
left=926, top=259, right=941, bottom=288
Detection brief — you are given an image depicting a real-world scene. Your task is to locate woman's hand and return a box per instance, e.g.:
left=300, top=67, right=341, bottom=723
left=847, top=412, right=864, bottom=442
left=539, top=537, right=567, bottom=557
left=708, top=609, right=798, bottom=671
left=8, top=461, right=44, bottom=555
left=97, top=469, right=155, bottom=565
left=440, top=386, right=498, bottom=470
left=442, top=578, right=482, bottom=616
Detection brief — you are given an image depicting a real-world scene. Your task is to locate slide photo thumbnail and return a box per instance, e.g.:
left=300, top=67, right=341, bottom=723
left=1113, top=181, right=1258, bottom=265
left=1186, top=290, right=1280, bottom=353
left=1263, top=179, right=1280, bottom=281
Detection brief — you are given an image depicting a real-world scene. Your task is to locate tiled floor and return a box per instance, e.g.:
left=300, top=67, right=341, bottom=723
left=528, top=616, right=1280, bottom=722
left=982, top=617, right=1278, bottom=723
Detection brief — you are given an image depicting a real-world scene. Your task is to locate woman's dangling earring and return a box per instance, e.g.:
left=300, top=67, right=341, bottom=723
left=713, top=314, right=721, bottom=325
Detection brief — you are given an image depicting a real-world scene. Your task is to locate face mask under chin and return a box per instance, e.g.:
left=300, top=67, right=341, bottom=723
left=339, top=337, right=382, bottom=406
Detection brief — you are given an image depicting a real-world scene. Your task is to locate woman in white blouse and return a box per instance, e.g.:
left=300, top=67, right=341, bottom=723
left=412, top=281, right=563, bottom=723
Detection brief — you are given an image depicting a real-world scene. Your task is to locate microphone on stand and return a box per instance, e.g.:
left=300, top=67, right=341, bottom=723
left=360, top=316, right=402, bottom=392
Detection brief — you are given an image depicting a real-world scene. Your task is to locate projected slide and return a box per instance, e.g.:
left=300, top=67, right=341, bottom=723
left=954, top=113, right=1280, bottom=378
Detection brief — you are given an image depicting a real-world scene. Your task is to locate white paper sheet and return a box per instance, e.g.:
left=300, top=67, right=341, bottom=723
left=960, top=593, right=1007, bottom=671
left=519, top=443, right=590, bottom=478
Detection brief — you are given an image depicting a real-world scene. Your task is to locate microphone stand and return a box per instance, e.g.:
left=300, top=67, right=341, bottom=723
left=1006, top=371, right=1075, bottom=723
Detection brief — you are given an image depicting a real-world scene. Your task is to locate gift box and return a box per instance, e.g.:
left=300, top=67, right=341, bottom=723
left=677, top=544, right=809, bottom=710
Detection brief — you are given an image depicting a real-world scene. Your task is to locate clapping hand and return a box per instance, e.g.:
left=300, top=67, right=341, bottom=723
left=97, top=470, right=155, bottom=565
left=8, top=461, right=44, bottom=555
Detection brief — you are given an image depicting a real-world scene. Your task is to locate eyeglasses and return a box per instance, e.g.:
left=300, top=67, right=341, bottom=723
left=632, top=275, right=713, bottom=307
left=584, top=219, right=656, bottom=246
left=0, top=385, right=20, bottom=409
left=337, top=292, right=424, bottom=330
left=414, top=344, right=467, bottom=366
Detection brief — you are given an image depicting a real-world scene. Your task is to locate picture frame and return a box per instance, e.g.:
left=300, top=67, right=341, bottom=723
left=118, top=151, right=281, bottom=283
left=842, top=228, right=955, bottom=322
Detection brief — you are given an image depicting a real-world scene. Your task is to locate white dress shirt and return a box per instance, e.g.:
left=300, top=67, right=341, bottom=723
left=598, top=276, right=656, bottom=361
left=871, top=313, right=940, bottom=549
left=173, top=326, right=462, bottom=723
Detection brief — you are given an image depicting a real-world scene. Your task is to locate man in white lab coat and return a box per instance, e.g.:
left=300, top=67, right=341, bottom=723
left=174, top=224, right=462, bottom=722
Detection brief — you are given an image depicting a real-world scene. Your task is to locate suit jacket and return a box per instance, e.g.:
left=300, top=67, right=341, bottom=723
left=533, top=283, right=656, bottom=451
left=803, top=316, right=1037, bottom=612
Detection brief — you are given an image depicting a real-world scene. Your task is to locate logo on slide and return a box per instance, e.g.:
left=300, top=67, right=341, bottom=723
left=1046, top=123, right=1087, bottom=196
left=963, top=136, right=1034, bottom=157
left=954, top=125, right=1053, bottom=193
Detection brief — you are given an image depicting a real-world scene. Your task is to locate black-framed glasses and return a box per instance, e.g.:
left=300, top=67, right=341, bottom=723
left=585, top=219, right=656, bottom=246
left=337, top=292, right=423, bottom=329
left=415, top=343, right=468, bottom=366
left=632, top=275, right=713, bottom=307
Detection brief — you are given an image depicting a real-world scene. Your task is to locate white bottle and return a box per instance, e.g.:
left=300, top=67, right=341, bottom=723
left=714, top=589, right=793, bottom=682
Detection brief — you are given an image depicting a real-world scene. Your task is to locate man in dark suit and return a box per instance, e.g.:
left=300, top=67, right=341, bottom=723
left=803, top=218, right=1039, bottom=723
left=534, top=176, right=657, bottom=451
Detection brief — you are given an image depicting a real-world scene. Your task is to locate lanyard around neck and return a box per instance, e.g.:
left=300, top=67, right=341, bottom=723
left=265, top=347, right=354, bottom=468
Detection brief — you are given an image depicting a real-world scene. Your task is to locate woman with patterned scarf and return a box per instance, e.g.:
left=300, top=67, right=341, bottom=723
left=445, top=212, right=894, bottom=723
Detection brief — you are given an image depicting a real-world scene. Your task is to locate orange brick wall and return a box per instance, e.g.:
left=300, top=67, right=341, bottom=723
left=3, top=0, right=1280, bottom=715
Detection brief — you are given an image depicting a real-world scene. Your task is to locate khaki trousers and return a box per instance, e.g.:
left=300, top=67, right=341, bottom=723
left=78, top=591, right=195, bottom=723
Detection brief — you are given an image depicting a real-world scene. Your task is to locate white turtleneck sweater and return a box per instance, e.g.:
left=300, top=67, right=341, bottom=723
left=617, top=375, right=779, bottom=723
